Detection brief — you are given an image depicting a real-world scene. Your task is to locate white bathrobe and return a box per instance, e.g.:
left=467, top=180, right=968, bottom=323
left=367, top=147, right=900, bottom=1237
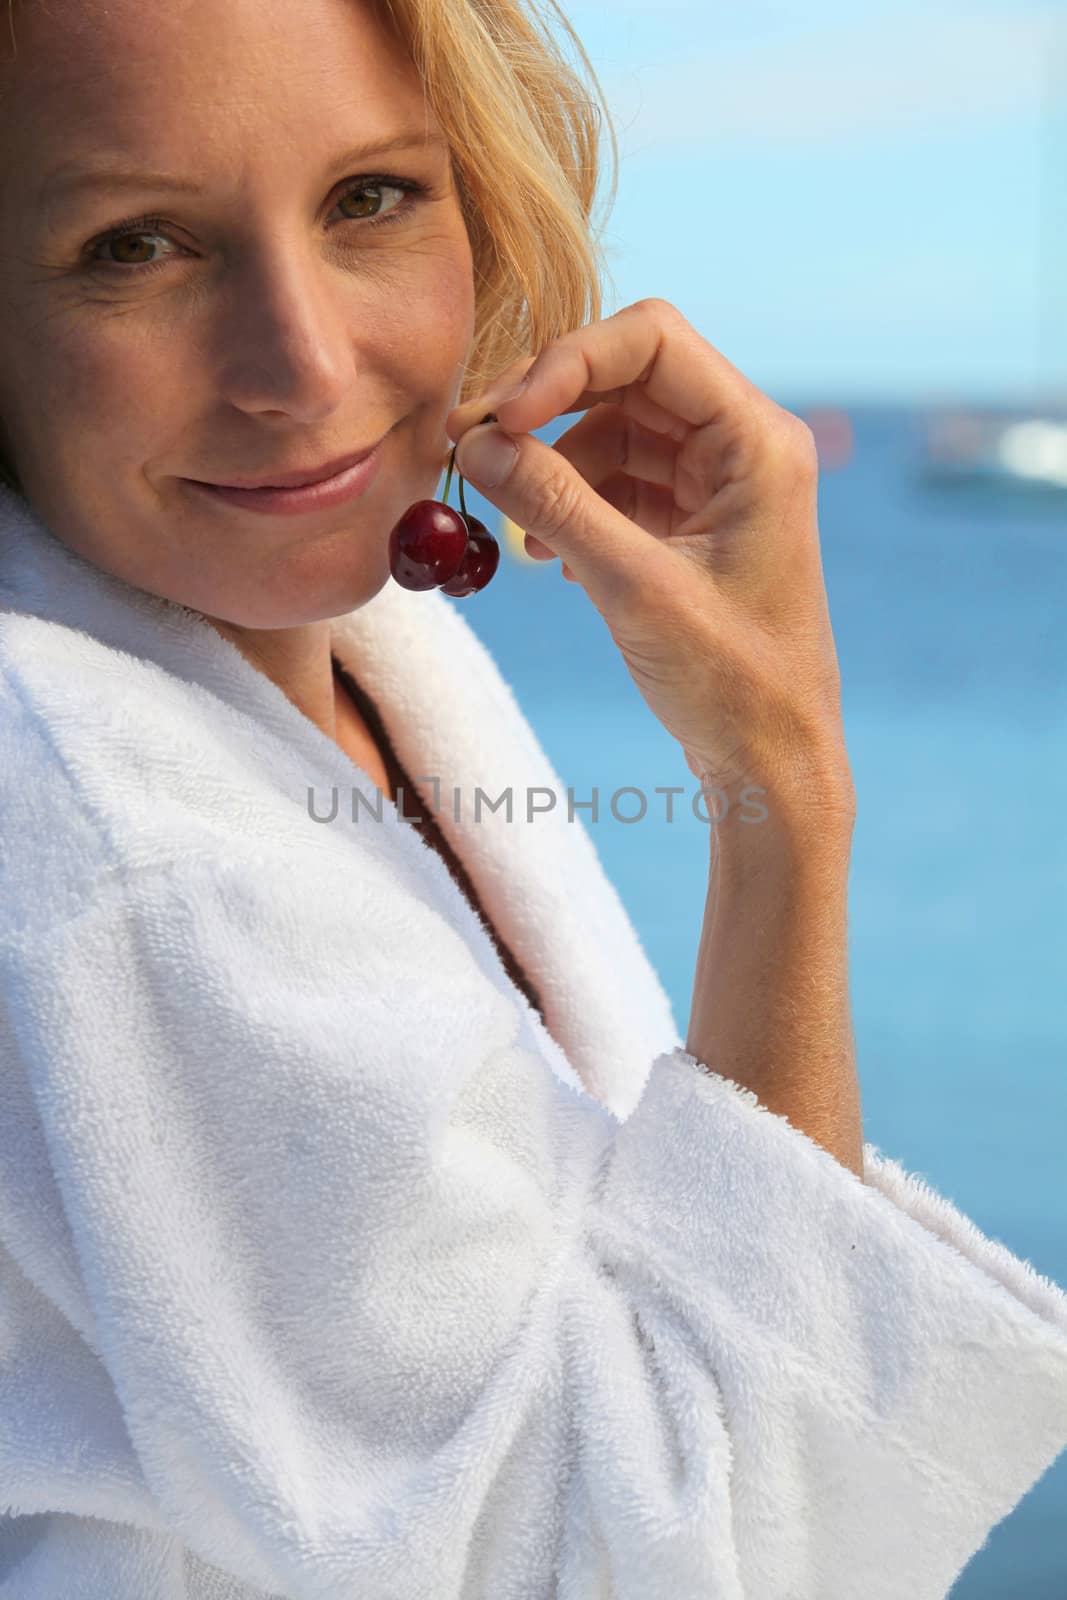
left=1, top=482, right=1065, bottom=1600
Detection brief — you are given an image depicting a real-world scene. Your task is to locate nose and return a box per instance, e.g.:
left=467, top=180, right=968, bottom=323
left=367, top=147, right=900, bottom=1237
left=210, top=245, right=354, bottom=425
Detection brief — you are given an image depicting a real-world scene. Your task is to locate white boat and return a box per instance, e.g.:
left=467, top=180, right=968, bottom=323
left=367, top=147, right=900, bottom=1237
left=919, top=409, right=1067, bottom=496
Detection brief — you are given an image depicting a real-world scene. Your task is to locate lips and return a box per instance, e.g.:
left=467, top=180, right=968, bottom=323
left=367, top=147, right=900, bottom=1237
left=195, top=438, right=383, bottom=491
left=183, top=435, right=386, bottom=517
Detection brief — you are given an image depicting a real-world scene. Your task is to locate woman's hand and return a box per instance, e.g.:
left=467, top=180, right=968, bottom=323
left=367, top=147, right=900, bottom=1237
left=445, top=299, right=854, bottom=814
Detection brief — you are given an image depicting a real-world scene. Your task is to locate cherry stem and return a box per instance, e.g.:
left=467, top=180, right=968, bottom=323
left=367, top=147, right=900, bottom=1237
left=443, top=412, right=493, bottom=523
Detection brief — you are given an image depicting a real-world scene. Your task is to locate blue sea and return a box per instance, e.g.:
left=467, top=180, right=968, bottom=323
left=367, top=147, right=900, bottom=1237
left=456, top=405, right=1067, bottom=1597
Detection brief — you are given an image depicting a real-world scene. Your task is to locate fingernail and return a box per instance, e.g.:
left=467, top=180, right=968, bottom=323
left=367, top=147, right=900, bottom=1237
left=469, top=378, right=527, bottom=417
left=456, top=425, right=518, bottom=489
left=493, top=378, right=528, bottom=406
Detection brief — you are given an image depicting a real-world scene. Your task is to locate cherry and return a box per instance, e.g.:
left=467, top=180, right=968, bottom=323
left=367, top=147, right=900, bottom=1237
left=388, top=499, right=468, bottom=591
left=387, top=413, right=501, bottom=596
left=439, top=514, right=501, bottom=597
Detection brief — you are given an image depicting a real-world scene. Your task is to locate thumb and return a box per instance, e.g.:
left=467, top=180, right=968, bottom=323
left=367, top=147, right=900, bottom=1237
left=453, top=420, right=647, bottom=603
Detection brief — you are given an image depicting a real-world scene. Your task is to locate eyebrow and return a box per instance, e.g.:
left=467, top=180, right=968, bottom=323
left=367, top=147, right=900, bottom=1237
left=40, top=127, right=450, bottom=203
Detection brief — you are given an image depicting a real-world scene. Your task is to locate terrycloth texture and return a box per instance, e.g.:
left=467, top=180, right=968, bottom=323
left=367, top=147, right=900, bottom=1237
left=1, top=486, right=1066, bottom=1600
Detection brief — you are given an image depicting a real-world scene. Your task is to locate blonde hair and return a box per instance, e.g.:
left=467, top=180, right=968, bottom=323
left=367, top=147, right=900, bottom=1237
left=369, top=0, right=617, bottom=401
left=0, top=0, right=617, bottom=498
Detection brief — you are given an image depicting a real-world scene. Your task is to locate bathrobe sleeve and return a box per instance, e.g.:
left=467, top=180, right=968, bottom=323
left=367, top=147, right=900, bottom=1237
left=4, top=842, right=1067, bottom=1600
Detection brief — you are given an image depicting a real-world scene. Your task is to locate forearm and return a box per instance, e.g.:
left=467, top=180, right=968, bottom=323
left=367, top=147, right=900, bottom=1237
left=685, top=770, right=863, bottom=1179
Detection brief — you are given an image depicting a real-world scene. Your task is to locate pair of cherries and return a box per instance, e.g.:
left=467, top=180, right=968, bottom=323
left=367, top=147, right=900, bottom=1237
left=388, top=413, right=501, bottom=597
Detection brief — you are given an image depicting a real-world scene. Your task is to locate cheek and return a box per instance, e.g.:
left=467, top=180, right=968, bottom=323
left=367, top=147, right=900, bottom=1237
left=388, top=247, right=476, bottom=371
left=0, top=325, right=168, bottom=498
left=14, top=317, right=163, bottom=434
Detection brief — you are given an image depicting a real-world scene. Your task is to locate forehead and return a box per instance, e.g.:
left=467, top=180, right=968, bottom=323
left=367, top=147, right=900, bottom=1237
left=0, top=0, right=435, bottom=199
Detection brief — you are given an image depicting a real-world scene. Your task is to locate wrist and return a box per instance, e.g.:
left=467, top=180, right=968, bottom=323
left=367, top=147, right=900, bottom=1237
left=701, top=745, right=855, bottom=868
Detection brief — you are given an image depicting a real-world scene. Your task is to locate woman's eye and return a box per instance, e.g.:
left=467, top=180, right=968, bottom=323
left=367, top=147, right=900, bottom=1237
left=335, top=180, right=414, bottom=225
left=87, top=179, right=422, bottom=274
left=89, top=224, right=176, bottom=272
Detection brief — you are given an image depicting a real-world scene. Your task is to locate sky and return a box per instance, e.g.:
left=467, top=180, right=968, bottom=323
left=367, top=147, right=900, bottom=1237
left=561, top=0, right=1067, bottom=406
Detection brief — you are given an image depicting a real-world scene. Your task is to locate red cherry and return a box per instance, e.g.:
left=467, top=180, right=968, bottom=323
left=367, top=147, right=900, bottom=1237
left=438, top=515, right=501, bottom=597
left=389, top=417, right=502, bottom=596
left=388, top=499, right=468, bottom=591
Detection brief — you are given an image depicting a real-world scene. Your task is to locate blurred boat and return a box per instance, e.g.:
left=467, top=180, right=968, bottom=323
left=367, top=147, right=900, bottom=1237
left=918, top=409, right=1067, bottom=497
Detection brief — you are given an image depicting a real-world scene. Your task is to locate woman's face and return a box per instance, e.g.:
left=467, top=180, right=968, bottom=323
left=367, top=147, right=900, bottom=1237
left=0, top=0, right=476, bottom=627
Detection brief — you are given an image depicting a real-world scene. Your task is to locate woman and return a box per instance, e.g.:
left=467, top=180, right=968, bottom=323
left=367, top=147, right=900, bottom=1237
left=0, top=0, right=1065, bottom=1596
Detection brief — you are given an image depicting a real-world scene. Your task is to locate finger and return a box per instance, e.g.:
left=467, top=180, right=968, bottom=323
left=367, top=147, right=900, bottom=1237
left=600, top=384, right=691, bottom=441
left=524, top=472, right=646, bottom=557
left=448, top=361, right=690, bottom=444
left=551, top=405, right=686, bottom=503
left=457, top=300, right=769, bottom=453
left=594, top=471, right=679, bottom=540
left=447, top=355, right=539, bottom=439
left=453, top=420, right=666, bottom=611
